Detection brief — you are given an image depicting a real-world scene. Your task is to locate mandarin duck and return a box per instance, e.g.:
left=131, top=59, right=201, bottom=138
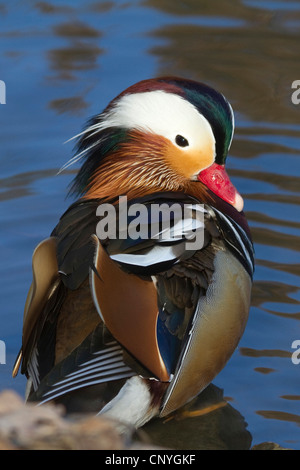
left=13, top=77, right=254, bottom=429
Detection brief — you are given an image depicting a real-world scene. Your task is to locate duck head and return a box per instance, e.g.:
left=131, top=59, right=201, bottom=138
left=66, top=77, right=243, bottom=212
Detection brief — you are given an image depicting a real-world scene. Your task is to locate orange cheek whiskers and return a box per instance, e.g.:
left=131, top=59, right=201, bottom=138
left=82, top=132, right=183, bottom=201
left=82, top=130, right=212, bottom=203
left=83, top=156, right=182, bottom=202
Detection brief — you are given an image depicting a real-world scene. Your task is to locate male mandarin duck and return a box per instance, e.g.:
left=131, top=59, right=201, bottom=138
left=13, top=77, right=254, bottom=429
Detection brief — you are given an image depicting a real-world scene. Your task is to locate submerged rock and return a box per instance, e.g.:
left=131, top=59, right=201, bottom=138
left=252, top=442, right=292, bottom=450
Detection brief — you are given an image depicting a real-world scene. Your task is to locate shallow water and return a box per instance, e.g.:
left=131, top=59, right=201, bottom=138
left=0, top=0, right=299, bottom=450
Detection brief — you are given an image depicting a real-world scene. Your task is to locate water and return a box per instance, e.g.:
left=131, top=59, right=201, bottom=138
left=0, top=0, right=299, bottom=450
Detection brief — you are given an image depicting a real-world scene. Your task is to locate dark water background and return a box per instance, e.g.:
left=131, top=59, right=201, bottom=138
left=0, top=0, right=299, bottom=450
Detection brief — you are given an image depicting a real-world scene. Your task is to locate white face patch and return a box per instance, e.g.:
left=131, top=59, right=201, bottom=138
left=90, top=90, right=215, bottom=152
left=60, top=90, right=216, bottom=174
left=104, top=90, right=215, bottom=152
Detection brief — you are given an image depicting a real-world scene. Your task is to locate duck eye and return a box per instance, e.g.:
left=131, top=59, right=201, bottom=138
left=175, top=134, right=189, bottom=147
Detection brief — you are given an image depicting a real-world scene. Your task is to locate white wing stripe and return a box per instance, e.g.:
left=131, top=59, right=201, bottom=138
left=73, top=347, right=122, bottom=369
left=43, top=365, right=133, bottom=398
left=55, top=360, right=126, bottom=385
left=28, top=347, right=40, bottom=391
left=213, top=208, right=254, bottom=272
left=38, top=371, right=135, bottom=405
